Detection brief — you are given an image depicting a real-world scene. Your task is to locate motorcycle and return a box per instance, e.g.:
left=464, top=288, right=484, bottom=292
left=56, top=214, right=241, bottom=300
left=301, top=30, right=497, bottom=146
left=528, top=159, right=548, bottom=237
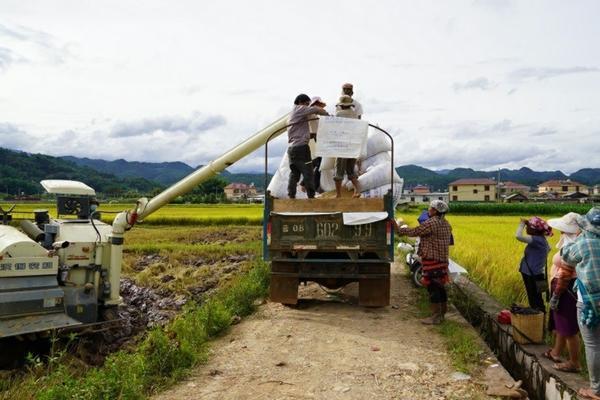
left=397, top=241, right=423, bottom=287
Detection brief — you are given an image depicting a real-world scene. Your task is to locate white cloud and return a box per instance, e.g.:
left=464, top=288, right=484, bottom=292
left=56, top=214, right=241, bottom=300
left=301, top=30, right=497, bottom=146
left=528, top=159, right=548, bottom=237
left=452, top=77, right=496, bottom=92
left=109, top=112, right=226, bottom=138
left=509, top=66, right=600, bottom=82
left=0, top=1, right=599, bottom=175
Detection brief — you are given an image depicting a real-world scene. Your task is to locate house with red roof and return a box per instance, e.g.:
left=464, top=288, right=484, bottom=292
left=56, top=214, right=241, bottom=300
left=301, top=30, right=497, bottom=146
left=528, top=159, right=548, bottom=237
left=224, top=182, right=257, bottom=200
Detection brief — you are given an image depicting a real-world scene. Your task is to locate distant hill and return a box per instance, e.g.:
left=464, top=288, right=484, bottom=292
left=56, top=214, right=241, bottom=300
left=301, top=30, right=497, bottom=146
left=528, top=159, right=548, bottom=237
left=0, top=147, right=160, bottom=196
left=63, top=155, right=272, bottom=190
left=62, top=156, right=194, bottom=185
left=396, top=165, right=599, bottom=191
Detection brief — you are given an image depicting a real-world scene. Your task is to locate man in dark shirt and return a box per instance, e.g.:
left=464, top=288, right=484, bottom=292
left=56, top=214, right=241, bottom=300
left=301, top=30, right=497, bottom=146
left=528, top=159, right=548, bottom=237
left=287, top=94, right=329, bottom=198
left=396, top=200, right=453, bottom=324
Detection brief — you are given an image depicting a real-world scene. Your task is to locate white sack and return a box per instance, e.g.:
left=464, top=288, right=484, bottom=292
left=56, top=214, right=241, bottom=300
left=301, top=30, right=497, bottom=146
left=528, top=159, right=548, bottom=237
left=320, top=157, right=335, bottom=171
left=366, top=128, right=392, bottom=156
left=267, top=152, right=308, bottom=199
left=347, top=163, right=401, bottom=192
left=319, top=168, right=336, bottom=192
left=360, top=151, right=391, bottom=172
left=361, top=180, right=404, bottom=207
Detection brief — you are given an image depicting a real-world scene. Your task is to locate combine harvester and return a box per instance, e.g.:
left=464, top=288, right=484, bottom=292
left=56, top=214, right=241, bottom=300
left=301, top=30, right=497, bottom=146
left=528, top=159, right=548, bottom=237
left=0, top=115, right=289, bottom=340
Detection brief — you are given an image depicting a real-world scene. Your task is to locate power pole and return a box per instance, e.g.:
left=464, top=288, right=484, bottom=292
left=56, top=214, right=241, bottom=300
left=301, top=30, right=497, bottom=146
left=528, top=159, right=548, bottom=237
left=497, top=169, right=501, bottom=202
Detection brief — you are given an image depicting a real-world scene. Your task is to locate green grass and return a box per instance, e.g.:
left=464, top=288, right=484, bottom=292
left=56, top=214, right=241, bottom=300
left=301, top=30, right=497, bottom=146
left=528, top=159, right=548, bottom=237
left=440, top=202, right=594, bottom=215
left=409, top=271, right=483, bottom=373
left=1, top=260, right=270, bottom=400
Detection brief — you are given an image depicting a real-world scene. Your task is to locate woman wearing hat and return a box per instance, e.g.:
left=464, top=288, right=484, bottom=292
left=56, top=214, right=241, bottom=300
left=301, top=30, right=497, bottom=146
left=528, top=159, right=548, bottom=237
left=396, top=200, right=453, bottom=324
left=515, top=216, right=552, bottom=313
left=543, top=213, right=581, bottom=373
left=561, top=207, right=600, bottom=400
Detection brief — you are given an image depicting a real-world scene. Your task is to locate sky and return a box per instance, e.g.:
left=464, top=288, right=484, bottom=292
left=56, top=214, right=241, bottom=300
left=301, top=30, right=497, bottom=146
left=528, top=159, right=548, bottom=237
left=1, top=0, right=599, bottom=174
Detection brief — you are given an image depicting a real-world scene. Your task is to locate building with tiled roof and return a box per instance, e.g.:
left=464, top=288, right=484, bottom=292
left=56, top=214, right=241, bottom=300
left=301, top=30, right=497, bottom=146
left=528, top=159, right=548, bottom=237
left=448, top=178, right=497, bottom=202
left=499, top=181, right=531, bottom=197
left=538, top=179, right=587, bottom=197
left=224, top=182, right=257, bottom=200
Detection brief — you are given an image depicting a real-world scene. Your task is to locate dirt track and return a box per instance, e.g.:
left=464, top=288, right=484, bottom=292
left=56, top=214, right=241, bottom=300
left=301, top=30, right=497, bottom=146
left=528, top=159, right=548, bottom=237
left=155, top=263, right=490, bottom=399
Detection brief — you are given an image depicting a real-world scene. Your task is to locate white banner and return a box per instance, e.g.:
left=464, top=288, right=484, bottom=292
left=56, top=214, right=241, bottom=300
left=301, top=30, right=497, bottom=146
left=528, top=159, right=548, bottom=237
left=314, top=116, right=368, bottom=158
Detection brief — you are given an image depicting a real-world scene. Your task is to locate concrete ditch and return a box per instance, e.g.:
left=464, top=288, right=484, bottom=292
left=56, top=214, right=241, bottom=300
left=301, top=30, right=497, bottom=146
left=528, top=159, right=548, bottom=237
left=451, top=273, right=587, bottom=400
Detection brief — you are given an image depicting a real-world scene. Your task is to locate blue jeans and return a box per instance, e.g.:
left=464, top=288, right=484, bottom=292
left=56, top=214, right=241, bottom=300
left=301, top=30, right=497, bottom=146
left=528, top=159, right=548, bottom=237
left=578, top=303, right=600, bottom=394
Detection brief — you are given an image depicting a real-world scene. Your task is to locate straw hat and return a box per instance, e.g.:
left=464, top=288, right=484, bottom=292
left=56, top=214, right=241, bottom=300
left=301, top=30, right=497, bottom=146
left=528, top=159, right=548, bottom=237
left=547, top=212, right=580, bottom=234
left=576, top=206, right=600, bottom=236
left=429, top=200, right=449, bottom=213
left=310, top=96, right=326, bottom=107
left=337, top=94, right=354, bottom=106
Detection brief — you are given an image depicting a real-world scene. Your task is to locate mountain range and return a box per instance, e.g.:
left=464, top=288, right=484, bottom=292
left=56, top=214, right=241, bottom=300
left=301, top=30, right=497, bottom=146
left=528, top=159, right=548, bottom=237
left=1, top=147, right=597, bottom=196
left=395, top=165, right=600, bottom=191
left=62, top=156, right=271, bottom=189
left=62, top=155, right=599, bottom=191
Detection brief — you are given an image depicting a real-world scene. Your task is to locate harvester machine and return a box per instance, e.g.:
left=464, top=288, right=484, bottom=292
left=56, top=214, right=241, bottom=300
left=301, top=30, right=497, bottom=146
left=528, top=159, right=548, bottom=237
left=0, top=115, right=288, bottom=339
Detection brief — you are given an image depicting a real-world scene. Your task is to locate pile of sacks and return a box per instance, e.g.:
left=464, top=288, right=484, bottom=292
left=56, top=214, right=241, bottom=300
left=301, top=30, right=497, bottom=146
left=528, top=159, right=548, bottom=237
left=267, top=128, right=404, bottom=206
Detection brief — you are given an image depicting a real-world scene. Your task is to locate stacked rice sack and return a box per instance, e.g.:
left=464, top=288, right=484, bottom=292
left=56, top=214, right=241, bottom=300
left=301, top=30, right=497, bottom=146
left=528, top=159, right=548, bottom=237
left=268, top=129, right=403, bottom=205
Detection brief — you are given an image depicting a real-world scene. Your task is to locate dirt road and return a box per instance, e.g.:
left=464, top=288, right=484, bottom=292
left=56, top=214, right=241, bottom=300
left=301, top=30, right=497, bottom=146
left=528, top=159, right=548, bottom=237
left=155, top=263, right=490, bottom=399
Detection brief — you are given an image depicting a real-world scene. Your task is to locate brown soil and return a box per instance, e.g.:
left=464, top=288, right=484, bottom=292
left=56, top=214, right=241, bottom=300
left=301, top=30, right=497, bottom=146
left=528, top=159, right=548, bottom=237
left=154, top=263, right=491, bottom=400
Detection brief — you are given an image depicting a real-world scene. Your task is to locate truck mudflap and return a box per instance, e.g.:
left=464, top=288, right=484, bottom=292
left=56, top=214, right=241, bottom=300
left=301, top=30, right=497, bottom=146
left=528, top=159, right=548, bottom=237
left=0, top=312, right=82, bottom=338
left=270, top=261, right=390, bottom=307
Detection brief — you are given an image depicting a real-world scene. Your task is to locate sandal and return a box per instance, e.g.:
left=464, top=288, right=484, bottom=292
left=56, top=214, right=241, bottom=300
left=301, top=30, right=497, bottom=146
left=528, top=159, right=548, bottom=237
left=552, top=362, right=581, bottom=373
left=542, top=349, right=562, bottom=363
left=578, top=388, right=600, bottom=400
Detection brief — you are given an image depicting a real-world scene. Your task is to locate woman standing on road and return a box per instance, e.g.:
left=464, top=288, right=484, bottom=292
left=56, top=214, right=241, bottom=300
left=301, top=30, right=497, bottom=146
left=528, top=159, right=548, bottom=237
left=561, top=207, right=600, bottom=400
left=515, top=216, right=552, bottom=313
left=395, top=200, right=453, bottom=325
left=543, top=213, right=581, bottom=373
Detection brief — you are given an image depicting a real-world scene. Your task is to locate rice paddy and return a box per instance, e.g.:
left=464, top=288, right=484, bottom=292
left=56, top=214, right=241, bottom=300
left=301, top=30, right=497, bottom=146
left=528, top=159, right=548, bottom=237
left=397, top=211, right=561, bottom=306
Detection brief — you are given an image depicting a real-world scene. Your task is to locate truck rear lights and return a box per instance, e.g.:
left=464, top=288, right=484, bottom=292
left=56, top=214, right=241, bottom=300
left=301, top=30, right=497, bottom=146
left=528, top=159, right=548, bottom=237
left=386, top=221, right=392, bottom=245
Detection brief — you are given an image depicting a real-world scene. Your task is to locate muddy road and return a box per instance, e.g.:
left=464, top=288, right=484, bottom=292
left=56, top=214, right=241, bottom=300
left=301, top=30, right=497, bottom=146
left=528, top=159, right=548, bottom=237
left=155, top=263, right=490, bottom=400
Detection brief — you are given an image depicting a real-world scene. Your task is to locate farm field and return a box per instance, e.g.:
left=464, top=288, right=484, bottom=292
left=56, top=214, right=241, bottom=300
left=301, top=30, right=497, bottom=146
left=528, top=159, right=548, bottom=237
left=397, top=211, right=562, bottom=306
left=3, top=201, right=584, bottom=305
left=1, top=203, right=264, bottom=225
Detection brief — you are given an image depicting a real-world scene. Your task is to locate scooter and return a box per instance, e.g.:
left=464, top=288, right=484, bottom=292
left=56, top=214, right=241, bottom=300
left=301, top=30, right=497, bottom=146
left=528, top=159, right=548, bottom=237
left=397, top=241, right=423, bottom=287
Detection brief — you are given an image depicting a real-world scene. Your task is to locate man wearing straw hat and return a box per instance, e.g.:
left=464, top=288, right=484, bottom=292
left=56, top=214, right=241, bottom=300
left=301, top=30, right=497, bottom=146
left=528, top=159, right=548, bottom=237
left=562, top=207, right=600, bottom=400
left=341, top=83, right=363, bottom=119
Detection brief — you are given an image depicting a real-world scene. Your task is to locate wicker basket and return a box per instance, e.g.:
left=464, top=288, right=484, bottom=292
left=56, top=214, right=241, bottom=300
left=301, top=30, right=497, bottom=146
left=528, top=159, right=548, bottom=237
left=511, top=311, right=544, bottom=344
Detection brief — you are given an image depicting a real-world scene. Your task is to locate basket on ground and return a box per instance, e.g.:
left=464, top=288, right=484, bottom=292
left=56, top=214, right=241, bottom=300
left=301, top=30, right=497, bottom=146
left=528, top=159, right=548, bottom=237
left=511, top=311, right=544, bottom=344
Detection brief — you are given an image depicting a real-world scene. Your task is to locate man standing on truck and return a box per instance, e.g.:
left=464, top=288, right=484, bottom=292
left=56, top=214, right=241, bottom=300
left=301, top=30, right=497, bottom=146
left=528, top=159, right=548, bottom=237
left=334, top=95, right=361, bottom=198
left=395, top=200, right=452, bottom=325
left=287, top=94, right=329, bottom=199
left=342, top=83, right=363, bottom=119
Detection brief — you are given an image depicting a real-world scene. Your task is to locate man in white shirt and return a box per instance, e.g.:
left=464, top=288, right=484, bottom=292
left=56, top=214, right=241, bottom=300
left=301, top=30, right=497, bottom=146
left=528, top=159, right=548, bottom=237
left=342, top=83, right=363, bottom=119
